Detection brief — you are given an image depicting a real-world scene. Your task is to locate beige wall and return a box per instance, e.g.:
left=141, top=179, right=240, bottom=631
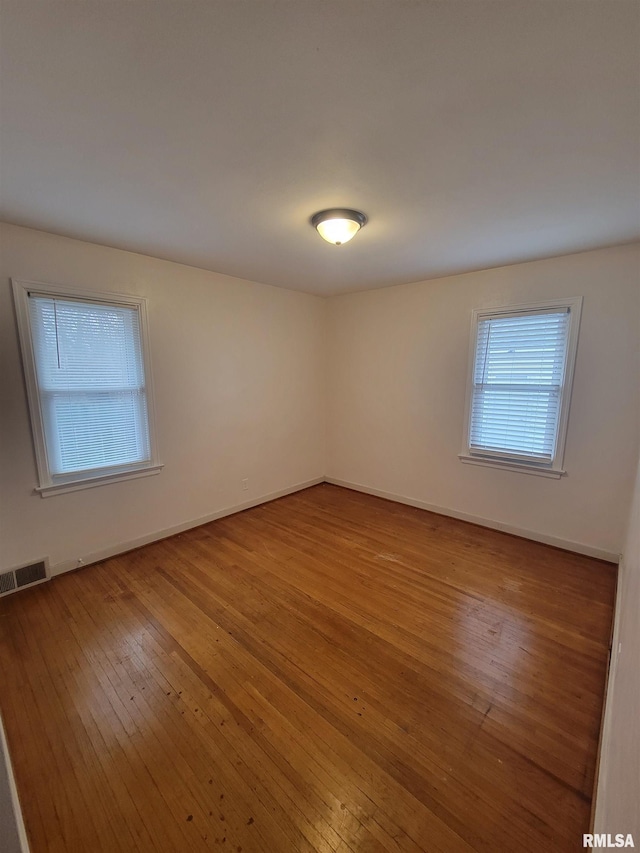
left=0, top=223, right=326, bottom=574
left=2, top=226, right=638, bottom=574
left=326, top=244, right=640, bottom=560
left=595, top=454, right=640, bottom=838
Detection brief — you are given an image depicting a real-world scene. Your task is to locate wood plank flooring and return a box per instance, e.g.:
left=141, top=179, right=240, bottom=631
left=0, top=484, right=616, bottom=852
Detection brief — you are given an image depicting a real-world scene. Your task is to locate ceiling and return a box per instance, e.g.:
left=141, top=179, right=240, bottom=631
left=1, top=1, right=638, bottom=296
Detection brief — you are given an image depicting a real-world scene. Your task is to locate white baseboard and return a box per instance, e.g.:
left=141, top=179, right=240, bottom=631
left=0, top=711, right=30, bottom=853
left=325, top=477, right=619, bottom=563
left=47, top=473, right=618, bottom=576
left=592, top=557, right=625, bottom=831
left=50, top=477, right=324, bottom=577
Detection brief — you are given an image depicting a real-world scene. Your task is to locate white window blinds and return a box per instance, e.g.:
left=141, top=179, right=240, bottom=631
left=28, top=295, right=151, bottom=476
left=469, top=309, right=570, bottom=463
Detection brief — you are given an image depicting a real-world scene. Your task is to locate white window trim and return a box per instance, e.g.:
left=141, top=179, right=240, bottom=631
left=459, top=296, right=583, bottom=478
left=12, top=278, right=163, bottom=497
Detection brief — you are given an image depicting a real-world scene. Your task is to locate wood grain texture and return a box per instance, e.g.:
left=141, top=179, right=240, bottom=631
left=0, top=484, right=616, bottom=852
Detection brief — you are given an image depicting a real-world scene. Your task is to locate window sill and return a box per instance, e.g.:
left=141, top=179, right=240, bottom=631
left=458, top=454, right=565, bottom=479
left=35, top=463, right=164, bottom=498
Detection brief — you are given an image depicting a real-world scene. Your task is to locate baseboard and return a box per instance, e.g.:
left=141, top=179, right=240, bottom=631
left=47, top=473, right=618, bottom=575
left=591, top=556, right=625, bottom=831
left=324, top=477, right=619, bottom=563
left=0, top=711, right=30, bottom=853
left=50, top=477, right=324, bottom=577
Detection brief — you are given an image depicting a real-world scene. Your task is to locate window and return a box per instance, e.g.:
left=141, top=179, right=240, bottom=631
left=460, top=297, right=582, bottom=477
left=12, top=279, right=161, bottom=496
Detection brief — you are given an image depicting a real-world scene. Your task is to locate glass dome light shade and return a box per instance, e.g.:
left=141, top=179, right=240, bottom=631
left=311, top=209, right=367, bottom=245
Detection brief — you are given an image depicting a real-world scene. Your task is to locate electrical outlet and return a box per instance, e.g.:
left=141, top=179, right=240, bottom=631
left=241, top=478, right=248, bottom=491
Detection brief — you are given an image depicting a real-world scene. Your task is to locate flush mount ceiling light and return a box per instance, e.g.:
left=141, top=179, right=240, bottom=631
left=311, top=208, right=367, bottom=245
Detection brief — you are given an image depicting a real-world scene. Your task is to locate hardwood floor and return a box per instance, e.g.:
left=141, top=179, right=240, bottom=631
left=0, top=484, right=616, bottom=852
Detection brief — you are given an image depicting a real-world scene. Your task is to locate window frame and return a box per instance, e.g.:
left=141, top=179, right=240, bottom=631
left=12, top=278, right=162, bottom=497
left=459, top=296, right=582, bottom=478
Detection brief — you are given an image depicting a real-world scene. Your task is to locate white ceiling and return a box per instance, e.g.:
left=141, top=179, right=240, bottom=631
left=1, top=1, right=638, bottom=296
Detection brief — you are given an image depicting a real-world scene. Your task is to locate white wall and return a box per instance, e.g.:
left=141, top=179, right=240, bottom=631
left=326, top=244, right=640, bottom=560
left=0, top=223, right=326, bottom=574
left=0, top=714, right=26, bottom=853
left=595, top=454, right=640, bottom=839
left=2, top=227, right=638, bottom=574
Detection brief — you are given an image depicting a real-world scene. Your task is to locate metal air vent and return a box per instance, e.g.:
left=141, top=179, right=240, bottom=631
left=15, top=561, right=47, bottom=588
left=0, top=560, right=48, bottom=597
left=0, top=571, right=17, bottom=595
